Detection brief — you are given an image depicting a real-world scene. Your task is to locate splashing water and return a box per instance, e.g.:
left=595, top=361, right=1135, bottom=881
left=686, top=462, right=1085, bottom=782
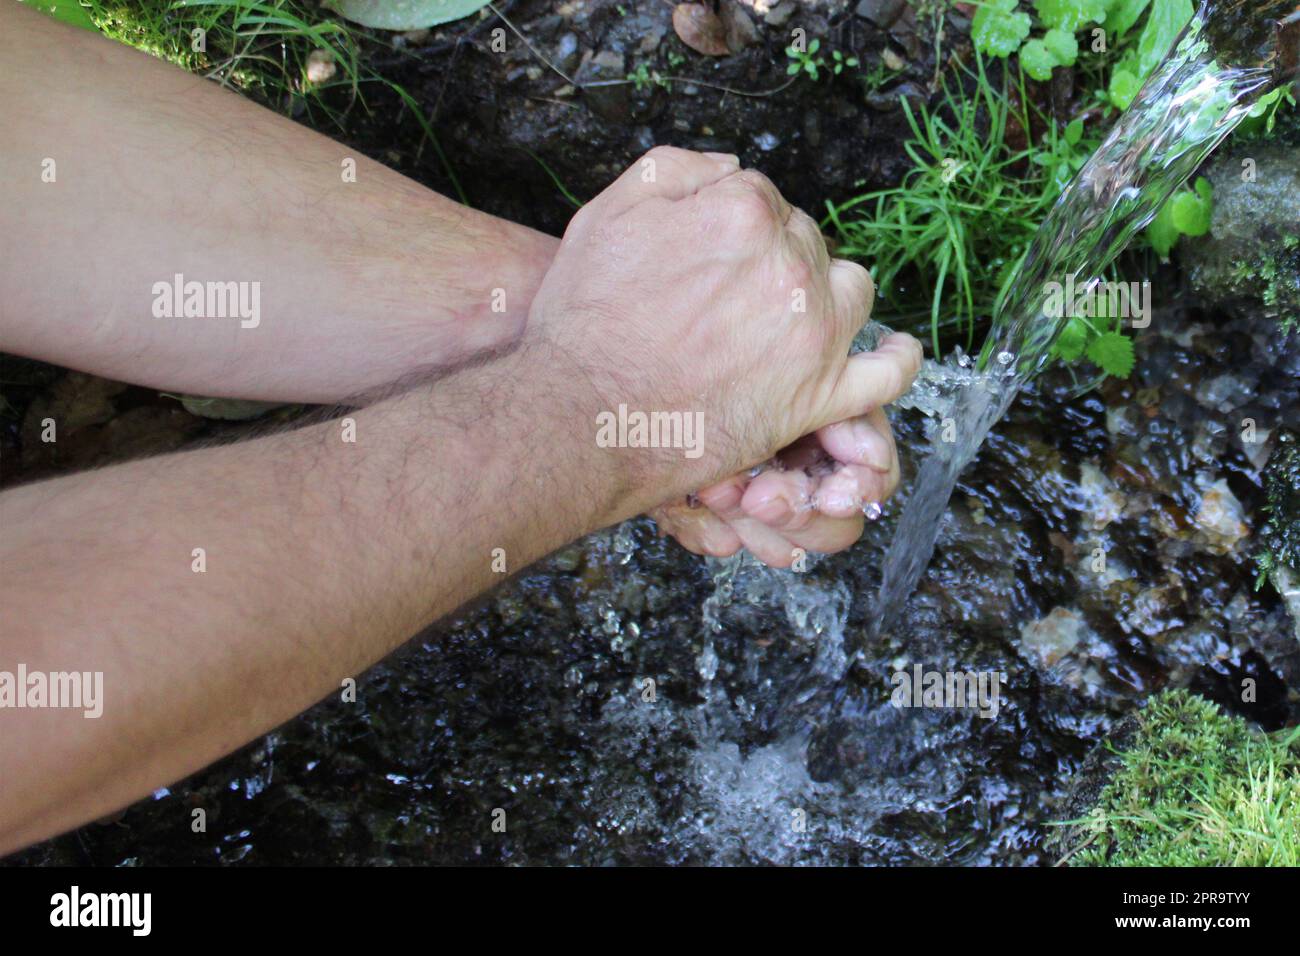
left=870, top=5, right=1285, bottom=635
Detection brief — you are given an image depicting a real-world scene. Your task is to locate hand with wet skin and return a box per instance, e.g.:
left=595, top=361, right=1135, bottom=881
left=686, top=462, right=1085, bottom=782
left=528, top=145, right=922, bottom=549
left=650, top=383, right=911, bottom=568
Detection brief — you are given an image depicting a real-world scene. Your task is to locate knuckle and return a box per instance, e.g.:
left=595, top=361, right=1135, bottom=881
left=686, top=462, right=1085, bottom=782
left=837, top=260, right=874, bottom=309
left=566, top=202, right=599, bottom=237
left=725, top=187, right=777, bottom=235
left=782, top=255, right=816, bottom=299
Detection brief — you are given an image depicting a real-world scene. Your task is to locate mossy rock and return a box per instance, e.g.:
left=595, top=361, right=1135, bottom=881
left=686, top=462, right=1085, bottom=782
left=1183, top=144, right=1300, bottom=334
left=1263, top=431, right=1300, bottom=574
left=1263, top=431, right=1300, bottom=641
left=1051, top=690, right=1300, bottom=866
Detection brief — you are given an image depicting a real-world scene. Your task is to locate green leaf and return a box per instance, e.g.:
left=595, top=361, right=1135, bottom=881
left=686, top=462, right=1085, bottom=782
left=1034, top=0, right=1107, bottom=31
left=1064, top=117, right=1085, bottom=145
left=1053, top=317, right=1089, bottom=362
left=1108, top=67, right=1141, bottom=109
left=1104, top=0, right=1151, bottom=39
left=1087, top=330, right=1136, bottom=377
left=323, top=0, right=493, bottom=29
left=1019, top=39, right=1057, bottom=80
left=972, top=0, right=1032, bottom=57
left=1146, top=198, right=1181, bottom=258
left=1170, top=176, right=1213, bottom=237
left=1043, top=28, right=1079, bottom=66
left=21, top=0, right=97, bottom=31
left=1137, top=0, right=1194, bottom=75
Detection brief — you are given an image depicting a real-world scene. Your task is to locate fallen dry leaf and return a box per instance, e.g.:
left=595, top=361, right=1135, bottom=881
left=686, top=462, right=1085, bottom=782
left=672, top=3, right=730, bottom=57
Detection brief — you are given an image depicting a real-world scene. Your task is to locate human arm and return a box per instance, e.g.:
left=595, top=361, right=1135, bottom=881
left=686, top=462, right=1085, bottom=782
left=0, top=147, right=919, bottom=854
left=0, top=0, right=557, bottom=403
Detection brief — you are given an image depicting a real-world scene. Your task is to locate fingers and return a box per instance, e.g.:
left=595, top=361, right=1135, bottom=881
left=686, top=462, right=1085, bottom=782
left=816, top=410, right=894, bottom=475
left=738, top=468, right=818, bottom=533
left=739, top=472, right=866, bottom=556
left=649, top=499, right=742, bottom=558
left=589, top=147, right=740, bottom=224
left=700, top=475, right=808, bottom=567
left=825, top=332, right=923, bottom=424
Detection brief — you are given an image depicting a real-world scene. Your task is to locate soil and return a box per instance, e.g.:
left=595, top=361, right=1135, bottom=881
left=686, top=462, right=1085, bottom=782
left=343, top=0, right=964, bottom=234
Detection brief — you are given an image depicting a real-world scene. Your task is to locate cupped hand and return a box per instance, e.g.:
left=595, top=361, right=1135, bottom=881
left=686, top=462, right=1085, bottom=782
left=526, top=146, right=922, bottom=540
left=649, top=384, right=913, bottom=567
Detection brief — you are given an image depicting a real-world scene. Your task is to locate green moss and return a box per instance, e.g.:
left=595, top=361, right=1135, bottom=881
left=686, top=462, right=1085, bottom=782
left=1260, top=431, right=1300, bottom=582
left=1224, top=236, right=1300, bottom=337
left=1061, top=690, right=1300, bottom=866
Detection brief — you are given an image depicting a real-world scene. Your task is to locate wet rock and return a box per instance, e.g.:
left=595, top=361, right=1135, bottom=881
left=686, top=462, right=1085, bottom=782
left=1077, top=461, right=1126, bottom=530
left=1193, top=478, right=1251, bottom=555
left=1273, top=565, right=1300, bottom=643
left=305, top=49, right=336, bottom=85
left=763, top=0, right=796, bottom=28
left=1019, top=607, right=1089, bottom=667
left=855, top=0, right=906, bottom=29
left=579, top=50, right=631, bottom=123
left=1183, top=143, right=1300, bottom=330
left=1263, top=431, right=1300, bottom=572
left=179, top=396, right=281, bottom=421
left=554, top=33, right=582, bottom=76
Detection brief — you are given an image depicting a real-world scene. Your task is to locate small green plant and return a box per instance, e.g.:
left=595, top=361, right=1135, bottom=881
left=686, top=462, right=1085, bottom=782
left=829, top=49, right=859, bottom=76
left=1058, top=690, right=1300, bottom=866
left=785, top=40, right=858, bottom=81
left=627, top=61, right=667, bottom=93
left=1104, top=0, right=1194, bottom=109
left=1050, top=308, right=1136, bottom=377
left=971, top=0, right=1194, bottom=96
left=826, top=53, right=1101, bottom=355
left=1144, top=175, right=1212, bottom=259
left=785, top=38, right=824, bottom=80
left=860, top=57, right=906, bottom=91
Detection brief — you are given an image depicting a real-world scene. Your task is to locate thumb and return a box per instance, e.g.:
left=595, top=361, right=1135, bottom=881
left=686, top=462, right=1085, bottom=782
left=824, top=333, right=924, bottom=424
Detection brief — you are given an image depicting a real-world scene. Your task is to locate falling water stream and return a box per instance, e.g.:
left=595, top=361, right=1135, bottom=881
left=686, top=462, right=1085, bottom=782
left=870, top=3, right=1289, bottom=636
left=17, top=1, right=1300, bottom=869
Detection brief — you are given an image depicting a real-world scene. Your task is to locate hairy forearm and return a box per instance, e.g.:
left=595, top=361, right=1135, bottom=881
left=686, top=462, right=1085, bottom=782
left=0, top=1, right=557, bottom=402
left=0, top=343, right=622, bottom=854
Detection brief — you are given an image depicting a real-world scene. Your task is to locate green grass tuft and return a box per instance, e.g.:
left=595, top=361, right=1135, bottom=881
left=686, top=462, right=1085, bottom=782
left=824, top=54, right=1095, bottom=356
left=1062, top=690, right=1300, bottom=866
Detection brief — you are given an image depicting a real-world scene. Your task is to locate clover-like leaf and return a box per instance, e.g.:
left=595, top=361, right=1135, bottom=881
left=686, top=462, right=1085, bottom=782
left=972, top=0, right=1031, bottom=58
left=1019, top=39, right=1057, bottom=80
left=1108, top=67, right=1141, bottom=109
left=1034, top=0, right=1107, bottom=31
left=1052, top=317, right=1089, bottom=362
left=1042, top=28, right=1079, bottom=66
left=1170, top=176, right=1213, bottom=237
left=1145, top=198, right=1181, bottom=258
left=1086, top=330, right=1136, bottom=378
